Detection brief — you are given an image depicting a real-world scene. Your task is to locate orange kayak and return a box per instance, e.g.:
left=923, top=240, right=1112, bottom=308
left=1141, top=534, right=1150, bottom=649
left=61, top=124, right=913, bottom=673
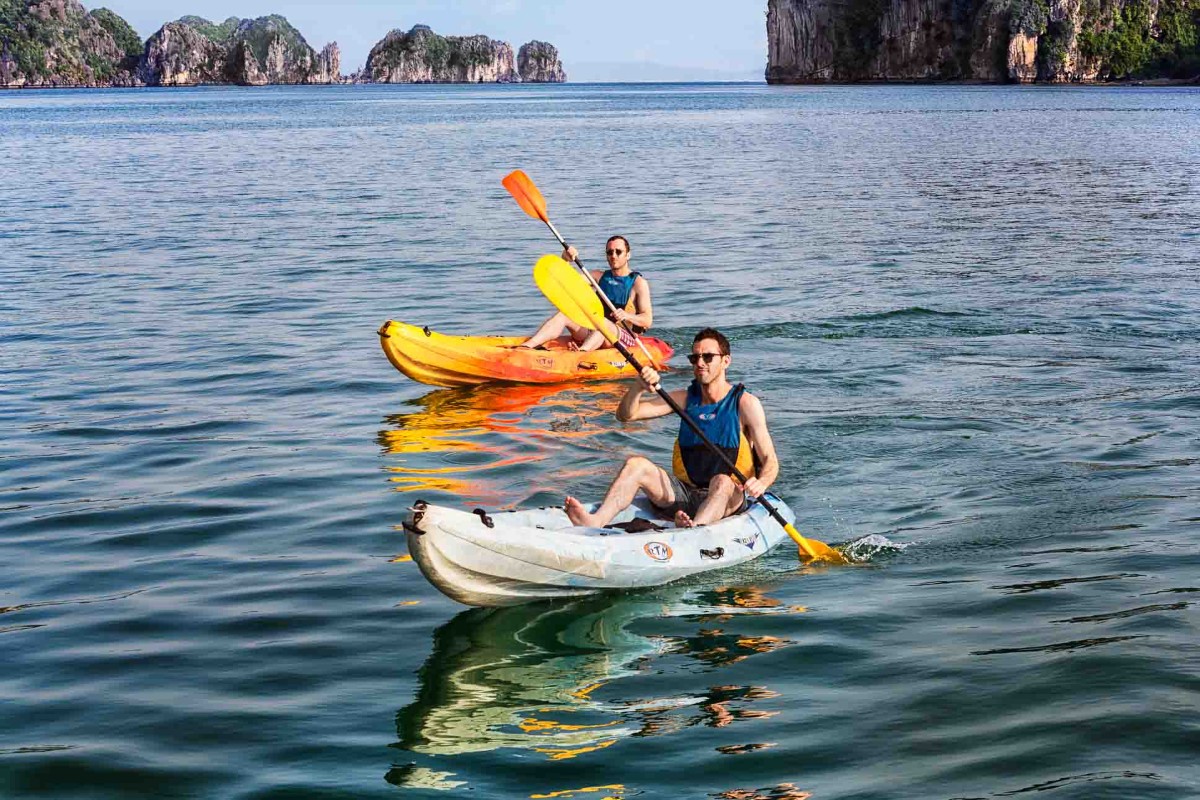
left=379, top=320, right=674, bottom=387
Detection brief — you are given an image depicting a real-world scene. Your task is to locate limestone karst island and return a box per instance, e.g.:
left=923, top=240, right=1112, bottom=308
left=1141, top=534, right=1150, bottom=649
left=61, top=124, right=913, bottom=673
left=3, top=0, right=1198, bottom=86
left=766, top=0, right=1200, bottom=82
left=0, top=4, right=566, bottom=88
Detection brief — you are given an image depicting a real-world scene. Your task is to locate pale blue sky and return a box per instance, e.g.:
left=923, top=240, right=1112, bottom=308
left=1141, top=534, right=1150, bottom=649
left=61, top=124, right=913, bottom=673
left=102, top=0, right=769, bottom=81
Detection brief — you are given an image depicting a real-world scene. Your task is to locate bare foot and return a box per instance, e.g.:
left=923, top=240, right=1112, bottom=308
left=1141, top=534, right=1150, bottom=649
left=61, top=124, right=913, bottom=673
left=565, top=495, right=598, bottom=527
left=674, top=509, right=695, bottom=528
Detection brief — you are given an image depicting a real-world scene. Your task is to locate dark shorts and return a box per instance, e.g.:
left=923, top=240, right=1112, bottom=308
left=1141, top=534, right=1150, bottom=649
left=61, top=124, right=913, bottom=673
left=652, top=474, right=749, bottom=520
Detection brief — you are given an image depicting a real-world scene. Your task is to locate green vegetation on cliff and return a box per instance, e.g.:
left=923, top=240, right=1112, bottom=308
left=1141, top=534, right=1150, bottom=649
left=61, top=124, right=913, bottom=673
left=177, top=15, right=239, bottom=42
left=1, top=0, right=134, bottom=82
left=237, top=14, right=312, bottom=67
left=176, top=14, right=313, bottom=69
left=1079, top=0, right=1154, bottom=77
left=374, top=25, right=500, bottom=73
left=1079, top=0, right=1199, bottom=78
left=450, top=34, right=501, bottom=68
left=400, top=26, right=451, bottom=71
left=1009, top=0, right=1049, bottom=36
left=91, top=7, right=140, bottom=57
left=2, top=0, right=51, bottom=78
left=1155, top=0, right=1200, bottom=76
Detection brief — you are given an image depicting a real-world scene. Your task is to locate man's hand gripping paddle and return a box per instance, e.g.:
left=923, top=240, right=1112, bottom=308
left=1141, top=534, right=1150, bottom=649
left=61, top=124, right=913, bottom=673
left=503, top=170, right=661, bottom=368
left=533, top=254, right=849, bottom=565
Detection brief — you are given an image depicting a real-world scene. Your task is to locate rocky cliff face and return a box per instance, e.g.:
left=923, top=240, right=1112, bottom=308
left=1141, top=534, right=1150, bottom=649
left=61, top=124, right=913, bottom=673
left=140, top=14, right=340, bottom=86
left=138, top=21, right=225, bottom=86
left=226, top=15, right=338, bottom=85
left=0, top=0, right=140, bottom=87
left=364, top=24, right=521, bottom=82
left=766, top=0, right=1200, bottom=82
left=2, top=6, right=566, bottom=89
left=518, top=40, right=566, bottom=82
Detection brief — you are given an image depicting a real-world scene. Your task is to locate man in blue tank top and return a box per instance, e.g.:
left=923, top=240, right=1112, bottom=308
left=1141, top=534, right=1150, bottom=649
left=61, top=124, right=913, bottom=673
left=521, top=235, right=654, bottom=351
left=564, top=328, right=781, bottom=529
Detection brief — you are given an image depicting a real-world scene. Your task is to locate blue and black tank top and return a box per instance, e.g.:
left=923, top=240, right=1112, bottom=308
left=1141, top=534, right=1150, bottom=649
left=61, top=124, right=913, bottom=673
left=672, top=382, right=756, bottom=488
left=597, top=270, right=645, bottom=333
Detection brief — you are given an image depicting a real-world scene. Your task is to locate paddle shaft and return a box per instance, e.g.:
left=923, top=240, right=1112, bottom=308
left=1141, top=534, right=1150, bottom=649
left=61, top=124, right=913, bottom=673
left=538, top=220, right=661, bottom=367
left=611, top=339, right=802, bottom=540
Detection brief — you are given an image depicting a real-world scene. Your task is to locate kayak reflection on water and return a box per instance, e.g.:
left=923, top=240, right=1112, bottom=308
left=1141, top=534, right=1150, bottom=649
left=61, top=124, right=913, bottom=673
left=386, top=586, right=807, bottom=792
left=377, top=381, right=628, bottom=508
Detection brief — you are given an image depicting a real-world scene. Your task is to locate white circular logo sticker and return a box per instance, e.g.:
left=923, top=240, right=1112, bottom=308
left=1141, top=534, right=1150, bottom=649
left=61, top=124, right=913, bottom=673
left=643, top=542, right=673, bottom=562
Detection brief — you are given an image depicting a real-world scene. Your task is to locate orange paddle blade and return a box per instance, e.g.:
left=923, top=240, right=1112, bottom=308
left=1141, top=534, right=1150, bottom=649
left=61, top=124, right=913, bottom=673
left=502, top=170, right=549, bottom=223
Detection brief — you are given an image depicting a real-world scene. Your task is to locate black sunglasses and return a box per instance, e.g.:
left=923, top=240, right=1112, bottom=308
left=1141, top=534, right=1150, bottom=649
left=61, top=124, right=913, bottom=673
left=687, top=352, right=722, bottom=365
left=605, top=248, right=626, bottom=256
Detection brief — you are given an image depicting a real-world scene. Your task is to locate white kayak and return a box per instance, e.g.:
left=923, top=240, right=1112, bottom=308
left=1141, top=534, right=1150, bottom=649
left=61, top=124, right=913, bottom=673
left=403, top=494, right=796, bottom=607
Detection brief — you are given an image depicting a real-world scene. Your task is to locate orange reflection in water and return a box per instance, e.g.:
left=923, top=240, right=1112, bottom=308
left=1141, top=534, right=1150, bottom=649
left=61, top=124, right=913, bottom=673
left=712, top=587, right=783, bottom=609
left=680, top=630, right=791, bottom=669
left=690, top=586, right=809, bottom=624
left=534, top=737, right=619, bottom=761
left=531, top=785, right=626, bottom=799
left=701, top=685, right=782, bottom=729
left=632, top=683, right=781, bottom=739
left=379, top=381, right=628, bottom=508
left=519, top=717, right=622, bottom=734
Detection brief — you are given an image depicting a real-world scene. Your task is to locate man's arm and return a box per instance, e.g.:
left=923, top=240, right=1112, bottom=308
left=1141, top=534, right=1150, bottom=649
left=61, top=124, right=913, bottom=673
left=617, top=366, right=684, bottom=422
left=739, top=392, right=779, bottom=498
left=613, top=275, right=653, bottom=330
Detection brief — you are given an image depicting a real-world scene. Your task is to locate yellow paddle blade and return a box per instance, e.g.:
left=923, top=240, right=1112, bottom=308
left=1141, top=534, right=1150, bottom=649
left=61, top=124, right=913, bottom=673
left=785, top=522, right=850, bottom=565
left=533, top=255, right=616, bottom=342
left=502, top=170, right=550, bottom=223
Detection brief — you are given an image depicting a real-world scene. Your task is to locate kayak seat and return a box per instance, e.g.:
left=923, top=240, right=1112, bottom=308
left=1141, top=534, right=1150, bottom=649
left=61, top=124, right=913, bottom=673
left=605, top=517, right=666, bottom=534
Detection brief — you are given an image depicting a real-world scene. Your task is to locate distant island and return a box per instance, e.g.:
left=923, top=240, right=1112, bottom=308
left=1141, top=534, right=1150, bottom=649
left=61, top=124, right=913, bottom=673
left=0, top=3, right=566, bottom=88
left=766, top=0, right=1200, bottom=83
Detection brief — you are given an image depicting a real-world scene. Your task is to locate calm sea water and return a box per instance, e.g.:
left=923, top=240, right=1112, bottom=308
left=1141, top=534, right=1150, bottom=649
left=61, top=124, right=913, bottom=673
left=2, top=83, right=1199, bottom=799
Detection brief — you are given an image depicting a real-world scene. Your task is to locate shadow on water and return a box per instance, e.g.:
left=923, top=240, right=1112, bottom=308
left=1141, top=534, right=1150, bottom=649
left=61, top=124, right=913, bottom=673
left=376, top=381, right=629, bottom=508
left=386, top=585, right=813, bottom=795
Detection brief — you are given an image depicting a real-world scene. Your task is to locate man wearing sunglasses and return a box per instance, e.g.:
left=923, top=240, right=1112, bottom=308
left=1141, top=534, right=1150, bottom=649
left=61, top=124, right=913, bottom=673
left=521, top=235, right=654, bottom=351
left=565, top=328, right=780, bottom=530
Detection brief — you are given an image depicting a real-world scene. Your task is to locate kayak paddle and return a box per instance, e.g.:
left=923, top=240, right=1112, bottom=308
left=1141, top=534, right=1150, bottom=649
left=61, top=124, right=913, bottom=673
left=533, top=254, right=848, bottom=565
left=502, top=169, right=662, bottom=368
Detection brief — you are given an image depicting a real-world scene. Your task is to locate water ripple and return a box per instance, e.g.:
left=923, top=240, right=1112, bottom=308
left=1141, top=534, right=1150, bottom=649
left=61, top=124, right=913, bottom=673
left=2, top=83, right=1198, bottom=800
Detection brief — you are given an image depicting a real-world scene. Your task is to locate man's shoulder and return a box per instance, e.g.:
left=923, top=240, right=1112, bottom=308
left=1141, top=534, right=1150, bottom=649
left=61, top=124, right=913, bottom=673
left=737, top=388, right=765, bottom=412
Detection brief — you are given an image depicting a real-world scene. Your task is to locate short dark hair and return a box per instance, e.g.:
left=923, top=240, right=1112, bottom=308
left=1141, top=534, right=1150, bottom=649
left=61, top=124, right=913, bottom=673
left=693, top=328, right=730, bottom=356
left=606, top=235, right=631, bottom=253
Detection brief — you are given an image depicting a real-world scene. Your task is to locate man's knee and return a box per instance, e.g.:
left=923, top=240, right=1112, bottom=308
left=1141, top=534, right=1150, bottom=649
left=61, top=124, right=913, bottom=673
left=708, top=473, right=737, bottom=494
left=621, top=455, right=655, bottom=477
